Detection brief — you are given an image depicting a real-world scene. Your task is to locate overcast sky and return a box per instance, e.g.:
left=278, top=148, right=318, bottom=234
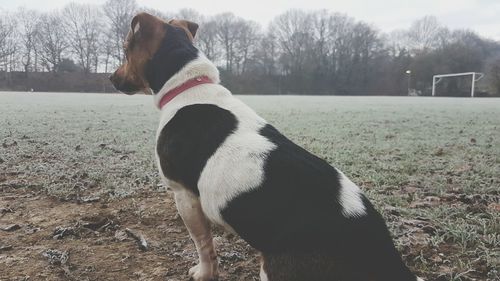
left=1, top=0, right=499, bottom=40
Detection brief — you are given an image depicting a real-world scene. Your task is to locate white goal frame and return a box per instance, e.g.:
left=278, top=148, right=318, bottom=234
left=432, top=72, right=484, bottom=97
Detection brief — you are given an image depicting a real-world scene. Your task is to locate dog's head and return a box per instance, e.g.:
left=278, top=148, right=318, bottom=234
left=109, top=12, right=199, bottom=95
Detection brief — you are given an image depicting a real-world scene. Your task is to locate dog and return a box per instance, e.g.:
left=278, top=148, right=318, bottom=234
left=110, top=12, right=423, bottom=281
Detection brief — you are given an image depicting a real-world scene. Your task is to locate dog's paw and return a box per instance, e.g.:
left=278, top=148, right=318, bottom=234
left=188, top=263, right=218, bottom=281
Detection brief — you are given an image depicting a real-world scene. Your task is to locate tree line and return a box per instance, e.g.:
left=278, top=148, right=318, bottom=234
left=1, top=0, right=499, bottom=96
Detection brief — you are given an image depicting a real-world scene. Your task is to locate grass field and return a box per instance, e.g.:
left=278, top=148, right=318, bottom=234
left=1, top=92, right=499, bottom=281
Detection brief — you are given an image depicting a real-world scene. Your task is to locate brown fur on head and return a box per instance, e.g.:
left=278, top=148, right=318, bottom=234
left=110, top=12, right=198, bottom=95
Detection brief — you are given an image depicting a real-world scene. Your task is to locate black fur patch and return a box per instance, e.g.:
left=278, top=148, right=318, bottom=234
left=156, top=104, right=237, bottom=195
left=145, top=24, right=199, bottom=93
left=222, top=124, right=416, bottom=280
left=221, top=124, right=345, bottom=252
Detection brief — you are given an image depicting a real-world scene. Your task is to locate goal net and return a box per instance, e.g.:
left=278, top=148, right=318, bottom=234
left=432, top=72, right=484, bottom=97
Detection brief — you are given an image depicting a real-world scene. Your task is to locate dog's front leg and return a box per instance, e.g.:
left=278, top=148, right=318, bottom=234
left=174, top=189, right=218, bottom=281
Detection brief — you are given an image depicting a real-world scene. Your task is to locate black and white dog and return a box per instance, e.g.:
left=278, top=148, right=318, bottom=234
left=110, top=12, right=423, bottom=281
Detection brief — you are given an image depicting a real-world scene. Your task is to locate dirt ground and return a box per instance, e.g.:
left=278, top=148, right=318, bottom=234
left=0, top=185, right=261, bottom=281
left=2, top=179, right=498, bottom=281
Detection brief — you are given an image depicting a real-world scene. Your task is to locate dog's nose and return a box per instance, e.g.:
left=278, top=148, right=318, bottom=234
left=109, top=73, right=115, bottom=82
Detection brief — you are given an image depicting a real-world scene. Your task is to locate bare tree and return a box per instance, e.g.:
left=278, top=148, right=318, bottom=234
left=62, top=3, right=103, bottom=73
left=326, top=13, right=356, bottom=80
left=101, top=31, right=115, bottom=73
left=177, top=8, right=203, bottom=23
left=255, top=32, right=278, bottom=75
left=16, top=8, right=40, bottom=74
left=212, top=13, right=262, bottom=74
left=310, top=10, right=331, bottom=72
left=103, top=0, right=137, bottom=66
left=386, top=29, right=411, bottom=56
left=196, top=18, right=220, bottom=62
left=37, top=11, right=68, bottom=72
left=270, top=10, right=314, bottom=76
left=232, top=19, right=261, bottom=74
left=406, top=15, right=449, bottom=51
left=349, top=22, right=383, bottom=85
left=0, top=13, right=18, bottom=72
left=213, top=12, right=240, bottom=73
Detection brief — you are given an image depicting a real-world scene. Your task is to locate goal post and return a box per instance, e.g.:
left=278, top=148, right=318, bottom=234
left=432, top=72, right=484, bottom=97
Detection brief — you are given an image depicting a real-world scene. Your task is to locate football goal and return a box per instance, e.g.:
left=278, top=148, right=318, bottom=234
left=432, top=72, right=484, bottom=97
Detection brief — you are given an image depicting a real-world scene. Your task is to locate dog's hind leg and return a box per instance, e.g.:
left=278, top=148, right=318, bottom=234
left=174, top=189, right=218, bottom=281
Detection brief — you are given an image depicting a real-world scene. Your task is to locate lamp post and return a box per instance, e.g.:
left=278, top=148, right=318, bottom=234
left=405, top=70, right=412, bottom=96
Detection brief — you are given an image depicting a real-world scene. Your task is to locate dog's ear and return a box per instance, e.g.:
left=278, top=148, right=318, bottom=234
left=168, top=19, right=199, bottom=39
left=131, top=15, right=140, bottom=34
left=130, top=12, right=165, bottom=37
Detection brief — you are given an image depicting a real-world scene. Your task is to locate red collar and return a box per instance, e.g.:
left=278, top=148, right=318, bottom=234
left=159, top=76, right=214, bottom=109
